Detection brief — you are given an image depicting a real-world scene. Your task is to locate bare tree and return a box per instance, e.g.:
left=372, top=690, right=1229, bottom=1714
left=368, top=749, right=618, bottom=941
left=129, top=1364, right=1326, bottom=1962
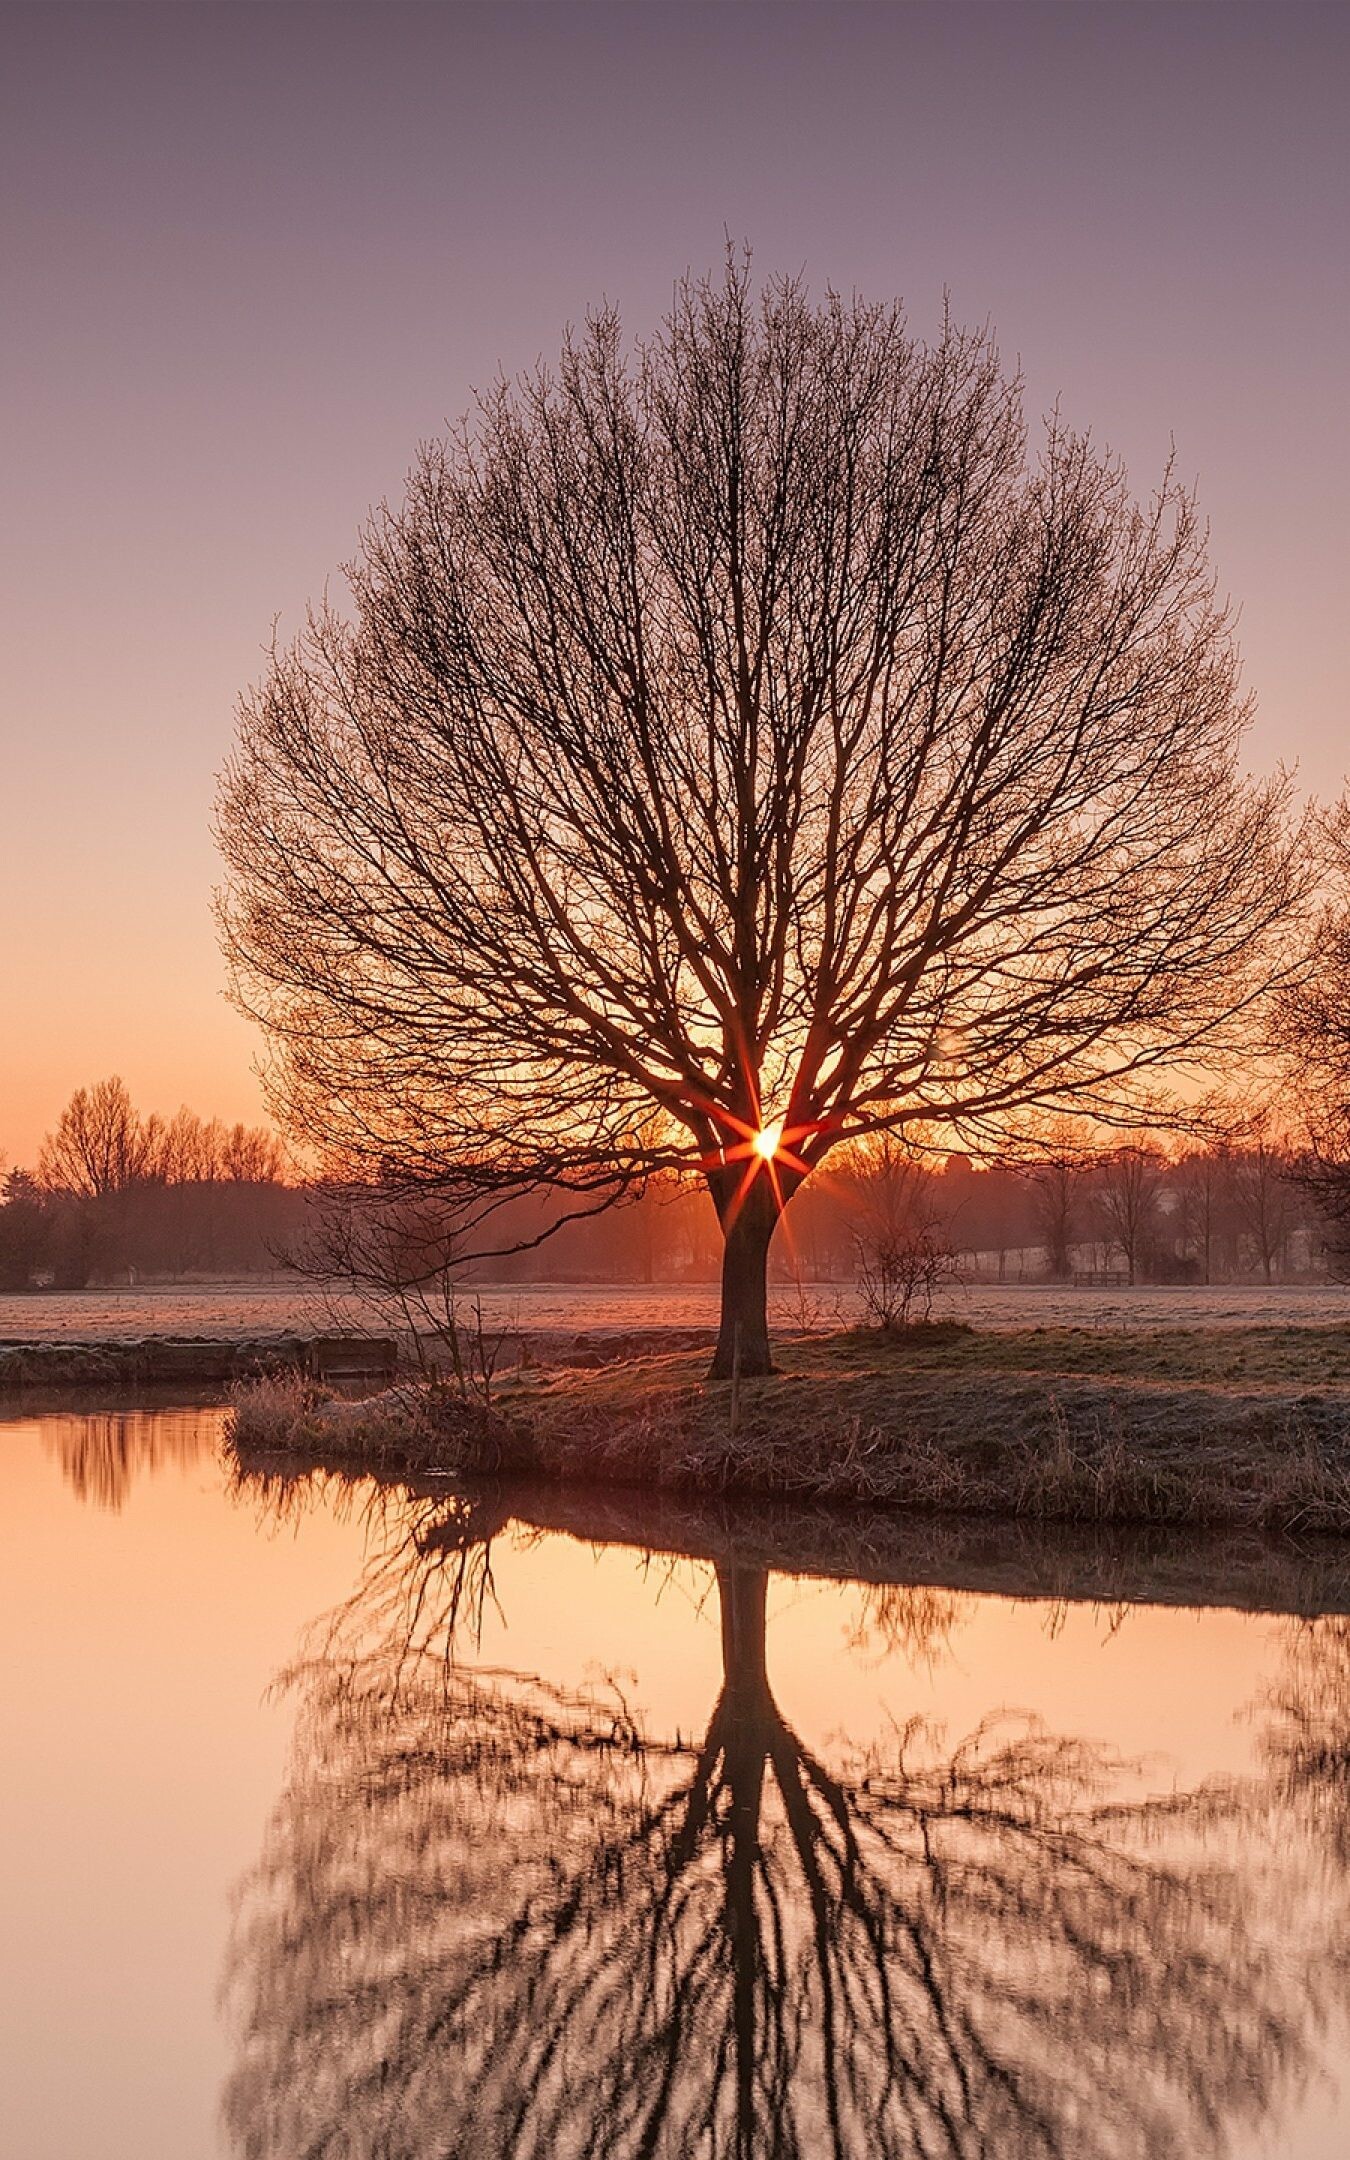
left=1093, top=1142, right=1166, bottom=1285
left=855, top=1222, right=958, bottom=1330
left=1279, top=799, right=1350, bottom=1270
left=151, top=1110, right=285, bottom=1187
left=1173, top=1141, right=1234, bottom=1285
left=1231, top=1111, right=1297, bottom=1282
left=219, top=1121, right=287, bottom=1184
left=37, top=1076, right=156, bottom=1198
left=847, top=1132, right=957, bottom=1328
left=0, top=1166, right=51, bottom=1289
left=292, top=1183, right=465, bottom=1348
left=1026, top=1118, right=1092, bottom=1280
left=292, top=1182, right=516, bottom=1397
left=217, top=256, right=1300, bottom=1377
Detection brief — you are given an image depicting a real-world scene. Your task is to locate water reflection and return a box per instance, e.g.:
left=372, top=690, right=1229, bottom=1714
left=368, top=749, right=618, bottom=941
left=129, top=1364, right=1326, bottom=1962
left=36, top=1403, right=214, bottom=1508
left=223, top=1475, right=1324, bottom=2159
left=1264, top=1616, right=1350, bottom=1866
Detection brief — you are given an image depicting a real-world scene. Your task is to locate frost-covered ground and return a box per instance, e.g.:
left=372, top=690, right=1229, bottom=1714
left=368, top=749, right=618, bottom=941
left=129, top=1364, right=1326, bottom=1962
left=1, top=1276, right=1347, bottom=1342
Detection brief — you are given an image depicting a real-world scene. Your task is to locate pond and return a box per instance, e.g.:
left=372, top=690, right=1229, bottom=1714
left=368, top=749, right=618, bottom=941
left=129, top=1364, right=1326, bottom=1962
left=3, top=1397, right=1350, bottom=2157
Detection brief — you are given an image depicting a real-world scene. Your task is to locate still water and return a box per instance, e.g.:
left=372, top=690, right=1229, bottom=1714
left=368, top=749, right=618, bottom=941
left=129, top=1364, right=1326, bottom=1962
left=3, top=1400, right=1350, bottom=2159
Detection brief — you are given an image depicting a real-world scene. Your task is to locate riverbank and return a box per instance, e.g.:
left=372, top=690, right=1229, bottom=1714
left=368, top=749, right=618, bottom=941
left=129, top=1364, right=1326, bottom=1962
left=228, top=1322, right=1350, bottom=1535
left=229, top=1453, right=1350, bottom=1618
left=0, top=1324, right=722, bottom=1392
left=0, top=1333, right=399, bottom=1390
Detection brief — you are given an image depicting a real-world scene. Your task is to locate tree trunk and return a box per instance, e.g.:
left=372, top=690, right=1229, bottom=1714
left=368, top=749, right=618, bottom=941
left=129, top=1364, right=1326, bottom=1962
left=716, top=1565, right=771, bottom=2150
left=709, top=1174, right=780, bottom=1379
left=718, top=1562, right=770, bottom=1700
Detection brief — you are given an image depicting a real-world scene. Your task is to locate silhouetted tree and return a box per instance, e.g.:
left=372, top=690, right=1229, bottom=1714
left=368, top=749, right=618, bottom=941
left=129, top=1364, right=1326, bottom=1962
left=1231, top=1112, right=1297, bottom=1282
left=1026, top=1119, right=1091, bottom=1280
left=38, top=1076, right=155, bottom=1198
left=1173, top=1141, right=1234, bottom=1285
left=1280, top=800, right=1350, bottom=1272
left=842, top=1132, right=957, bottom=1328
left=0, top=1167, right=50, bottom=1288
left=1093, top=1142, right=1165, bottom=1284
left=29, top=1079, right=293, bottom=1282
left=217, top=255, right=1300, bottom=1376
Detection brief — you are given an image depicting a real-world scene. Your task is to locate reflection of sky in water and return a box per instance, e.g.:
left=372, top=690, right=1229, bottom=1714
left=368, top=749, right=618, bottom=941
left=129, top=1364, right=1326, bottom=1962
left=1, top=1405, right=1348, bottom=2157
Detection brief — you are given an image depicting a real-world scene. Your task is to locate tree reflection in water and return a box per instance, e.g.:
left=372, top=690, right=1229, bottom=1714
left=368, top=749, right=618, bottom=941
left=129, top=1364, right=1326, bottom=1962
left=41, top=1406, right=212, bottom=1508
left=1263, top=1615, right=1350, bottom=1866
left=223, top=1484, right=1315, bottom=2160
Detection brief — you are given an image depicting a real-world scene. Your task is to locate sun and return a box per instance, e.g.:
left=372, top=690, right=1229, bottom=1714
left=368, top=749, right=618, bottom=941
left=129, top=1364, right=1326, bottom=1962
left=752, top=1119, right=784, bottom=1161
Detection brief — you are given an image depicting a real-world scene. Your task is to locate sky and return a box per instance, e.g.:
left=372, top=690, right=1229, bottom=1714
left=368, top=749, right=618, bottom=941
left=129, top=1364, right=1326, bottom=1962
left=1, top=0, right=1346, bottom=1167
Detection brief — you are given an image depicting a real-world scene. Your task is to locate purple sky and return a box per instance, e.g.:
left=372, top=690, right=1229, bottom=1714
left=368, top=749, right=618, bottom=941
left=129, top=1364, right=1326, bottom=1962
left=2, top=0, right=1346, bottom=1163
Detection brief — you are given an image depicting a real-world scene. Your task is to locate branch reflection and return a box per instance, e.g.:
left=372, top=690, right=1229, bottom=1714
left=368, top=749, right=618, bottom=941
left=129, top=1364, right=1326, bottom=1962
left=1263, top=1615, right=1350, bottom=1866
left=40, top=1405, right=213, bottom=1508
left=223, top=1479, right=1318, bottom=2160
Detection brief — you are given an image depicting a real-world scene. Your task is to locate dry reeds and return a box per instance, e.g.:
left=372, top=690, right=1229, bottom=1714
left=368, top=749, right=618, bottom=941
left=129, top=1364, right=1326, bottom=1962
left=226, top=1326, right=1350, bottom=1537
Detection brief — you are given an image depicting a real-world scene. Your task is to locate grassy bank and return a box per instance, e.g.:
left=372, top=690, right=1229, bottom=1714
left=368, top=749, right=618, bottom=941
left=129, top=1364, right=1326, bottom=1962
left=226, top=1321, right=1350, bottom=1535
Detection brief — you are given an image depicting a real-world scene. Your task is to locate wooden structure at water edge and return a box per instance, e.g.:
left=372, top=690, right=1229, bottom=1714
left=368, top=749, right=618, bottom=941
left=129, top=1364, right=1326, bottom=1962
left=0, top=1332, right=399, bottom=1392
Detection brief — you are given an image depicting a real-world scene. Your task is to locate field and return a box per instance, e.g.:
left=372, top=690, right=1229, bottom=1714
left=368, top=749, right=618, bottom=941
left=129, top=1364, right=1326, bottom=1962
left=3, top=1276, right=1348, bottom=1344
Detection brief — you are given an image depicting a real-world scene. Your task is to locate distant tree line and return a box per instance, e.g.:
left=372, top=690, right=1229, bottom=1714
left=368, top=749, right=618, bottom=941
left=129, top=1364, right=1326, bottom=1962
left=0, top=1077, right=302, bottom=1289
left=476, top=1116, right=1332, bottom=1290
left=304, top=1112, right=1336, bottom=1302
left=1, top=1078, right=1337, bottom=1296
